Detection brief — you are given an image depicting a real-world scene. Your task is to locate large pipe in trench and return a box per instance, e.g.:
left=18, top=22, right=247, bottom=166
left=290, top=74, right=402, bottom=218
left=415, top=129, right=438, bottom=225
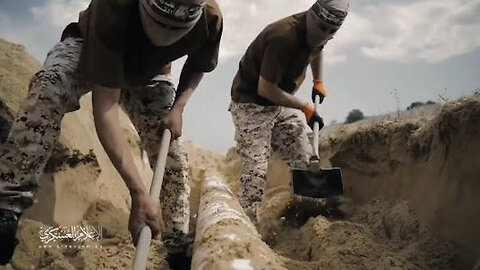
left=191, top=175, right=287, bottom=270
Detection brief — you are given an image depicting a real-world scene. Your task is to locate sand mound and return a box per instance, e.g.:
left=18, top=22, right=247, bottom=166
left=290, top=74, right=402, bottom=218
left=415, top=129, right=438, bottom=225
left=0, top=39, right=41, bottom=114
left=268, top=198, right=466, bottom=270
left=258, top=95, right=480, bottom=269
left=317, top=94, right=480, bottom=263
left=5, top=219, right=167, bottom=270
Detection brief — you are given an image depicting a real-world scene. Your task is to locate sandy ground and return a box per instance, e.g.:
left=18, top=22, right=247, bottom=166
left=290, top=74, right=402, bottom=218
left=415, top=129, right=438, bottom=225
left=267, top=198, right=466, bottom=270
left=1, top=38, right=479, bottom=270
left=322, top=94, right=480, bottom=264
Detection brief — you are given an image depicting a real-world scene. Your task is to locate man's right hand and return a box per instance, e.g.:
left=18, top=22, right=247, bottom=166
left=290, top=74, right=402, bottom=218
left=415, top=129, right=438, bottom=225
left=129, top=192, right=160, bottom=246
left=302, top=103, right=325, bottom=130
left=311, top=80, right=327, bottom=104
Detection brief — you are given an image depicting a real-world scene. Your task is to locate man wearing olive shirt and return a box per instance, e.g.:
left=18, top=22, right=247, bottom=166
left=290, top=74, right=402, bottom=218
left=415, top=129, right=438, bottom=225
left=230, top=0, right=349, bottom=224
left=0, top=0, right=223, bottom=266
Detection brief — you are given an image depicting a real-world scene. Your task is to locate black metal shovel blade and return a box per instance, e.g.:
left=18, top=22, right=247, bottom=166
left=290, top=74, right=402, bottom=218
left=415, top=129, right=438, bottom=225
left=292, top=168, right=344, bottom=198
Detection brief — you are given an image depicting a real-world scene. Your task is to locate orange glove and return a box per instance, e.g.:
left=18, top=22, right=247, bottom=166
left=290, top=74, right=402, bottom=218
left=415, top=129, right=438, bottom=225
left=312, top=80, right=327, bottom=104
left=302, top=102, right=325, bottom=129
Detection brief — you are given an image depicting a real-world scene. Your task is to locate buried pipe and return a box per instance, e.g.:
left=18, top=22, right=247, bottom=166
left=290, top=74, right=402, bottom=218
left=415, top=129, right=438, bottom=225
left=191, top=175, right=287, bottom=270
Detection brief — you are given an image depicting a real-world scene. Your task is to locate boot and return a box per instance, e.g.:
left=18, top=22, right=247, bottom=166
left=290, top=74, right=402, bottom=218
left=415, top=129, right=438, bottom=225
left=0, top=209, right=20, bottom=265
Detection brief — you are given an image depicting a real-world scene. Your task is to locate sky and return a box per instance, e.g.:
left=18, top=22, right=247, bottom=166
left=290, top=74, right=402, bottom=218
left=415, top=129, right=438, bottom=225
left=1, top=0, right=479, bottom=153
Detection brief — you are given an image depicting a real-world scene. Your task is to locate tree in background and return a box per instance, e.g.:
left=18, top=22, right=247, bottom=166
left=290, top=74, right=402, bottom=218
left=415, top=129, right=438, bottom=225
left=345, top=109, right=364, bottom=124
left=407, top=100, right=437, bottom=110
left=407, top=101, right=424, bottom=110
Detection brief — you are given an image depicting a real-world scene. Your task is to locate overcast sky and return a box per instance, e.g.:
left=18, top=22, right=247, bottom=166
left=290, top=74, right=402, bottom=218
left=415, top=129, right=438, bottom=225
left=1, top=0, right=479, bottom=153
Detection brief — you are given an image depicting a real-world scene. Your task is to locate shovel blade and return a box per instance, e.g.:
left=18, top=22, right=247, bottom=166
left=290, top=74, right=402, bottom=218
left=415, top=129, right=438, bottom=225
left=292, top=167, right=343, bottom=198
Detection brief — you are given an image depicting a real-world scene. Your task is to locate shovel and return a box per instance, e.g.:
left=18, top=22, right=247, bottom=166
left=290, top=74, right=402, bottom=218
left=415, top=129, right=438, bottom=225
left=132, top=129, right=171, bottom=270
left=292, top=95, right=343, bottom=198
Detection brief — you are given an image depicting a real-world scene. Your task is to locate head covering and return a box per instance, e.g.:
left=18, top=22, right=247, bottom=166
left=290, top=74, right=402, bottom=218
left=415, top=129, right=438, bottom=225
left=306, top=0, right=349, bottom=49
left=139, top=0, right=206, bottom=46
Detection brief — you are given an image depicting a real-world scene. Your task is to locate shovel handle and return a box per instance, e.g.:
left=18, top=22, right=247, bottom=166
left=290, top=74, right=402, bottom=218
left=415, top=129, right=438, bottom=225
left=312, top=95, right=321, bottom=158
left=149, top=129, right=172, bottom=200
left=132, top=129, right=172, bottom=270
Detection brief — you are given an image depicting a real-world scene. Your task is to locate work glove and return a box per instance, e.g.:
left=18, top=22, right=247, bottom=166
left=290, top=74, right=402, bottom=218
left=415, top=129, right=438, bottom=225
left=311, top=80, right=327, bottom=104
left=302, top=102, right=325, bottom=130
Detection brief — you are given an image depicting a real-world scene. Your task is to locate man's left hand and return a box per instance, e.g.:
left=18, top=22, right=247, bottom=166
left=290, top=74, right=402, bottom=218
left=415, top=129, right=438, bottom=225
left=162, top=108, right=183, bottom=140
left=311, top=80, right=327, bottom=104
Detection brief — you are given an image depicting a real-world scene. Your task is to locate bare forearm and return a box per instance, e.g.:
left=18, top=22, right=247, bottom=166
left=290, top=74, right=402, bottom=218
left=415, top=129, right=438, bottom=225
left=92, top=87, right=147, bottom=197
left=258, top=76, right=305, bottom=110
left=262, top=89, right=304, bottom=110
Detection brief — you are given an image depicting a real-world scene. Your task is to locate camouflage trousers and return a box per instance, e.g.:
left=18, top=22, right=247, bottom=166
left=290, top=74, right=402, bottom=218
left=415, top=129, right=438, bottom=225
left=230, top=101, right=313, bottom=223
left=0, top=37, right=190, bottom=249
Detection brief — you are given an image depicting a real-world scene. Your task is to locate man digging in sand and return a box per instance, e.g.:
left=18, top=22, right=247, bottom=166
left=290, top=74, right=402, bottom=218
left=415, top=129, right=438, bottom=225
left=0, top=0, right=222, bottom=267
left=230, top=0, right=349, bottom=225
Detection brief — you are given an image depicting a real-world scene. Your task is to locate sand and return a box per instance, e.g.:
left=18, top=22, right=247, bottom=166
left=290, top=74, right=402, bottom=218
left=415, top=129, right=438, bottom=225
left=269, top=198, right=466, bottom=270
left=1, top=38, right=479, bottom=270
left=320, top=94, right=480, bottom=264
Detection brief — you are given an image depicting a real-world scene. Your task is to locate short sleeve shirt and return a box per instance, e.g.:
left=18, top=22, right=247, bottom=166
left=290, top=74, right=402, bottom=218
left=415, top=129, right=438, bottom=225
left=61, top=0, right=223, bottom=88
left=231, top=12, right=314, bottom=106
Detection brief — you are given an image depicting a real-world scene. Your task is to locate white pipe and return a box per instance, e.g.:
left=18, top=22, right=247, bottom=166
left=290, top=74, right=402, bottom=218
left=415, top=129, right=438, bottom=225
left=191, top=175, right=287, bottom=270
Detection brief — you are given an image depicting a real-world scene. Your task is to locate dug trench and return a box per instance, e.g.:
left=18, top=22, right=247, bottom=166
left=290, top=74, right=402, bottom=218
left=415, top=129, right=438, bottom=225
left=252, top=93, right=480, bottom=270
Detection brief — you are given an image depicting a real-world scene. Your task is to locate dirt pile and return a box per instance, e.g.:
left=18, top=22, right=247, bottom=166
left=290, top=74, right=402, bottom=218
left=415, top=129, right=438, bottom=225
left=8, top=219, right=167, bottom=270
left=0, top=39, right=39, bottom=142
left=255, top=95, right=479, bottom=269
left=271, top=198, right=466, bottom=270
left=317, top=94, right=480, bottom=263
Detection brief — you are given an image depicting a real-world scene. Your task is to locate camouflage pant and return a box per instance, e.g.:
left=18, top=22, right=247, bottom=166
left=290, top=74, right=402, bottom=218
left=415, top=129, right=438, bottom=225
left=0, top=38, right=190, bottom=249
left=230, top=101, right=313, bottom=222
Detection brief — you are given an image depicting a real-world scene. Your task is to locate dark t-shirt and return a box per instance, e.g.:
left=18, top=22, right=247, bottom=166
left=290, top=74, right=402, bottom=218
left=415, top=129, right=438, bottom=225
left=231, top=12, right=316, bottom=106
left=61, top=0, right=223, bottom=88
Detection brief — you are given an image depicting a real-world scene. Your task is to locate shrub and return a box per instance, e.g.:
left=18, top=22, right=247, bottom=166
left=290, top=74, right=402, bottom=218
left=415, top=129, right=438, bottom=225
left=345, top=109, right=364, bottom=124
left=407, top=101, right=424, bottom=110
left=407, top=100, right=437, bottom=110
